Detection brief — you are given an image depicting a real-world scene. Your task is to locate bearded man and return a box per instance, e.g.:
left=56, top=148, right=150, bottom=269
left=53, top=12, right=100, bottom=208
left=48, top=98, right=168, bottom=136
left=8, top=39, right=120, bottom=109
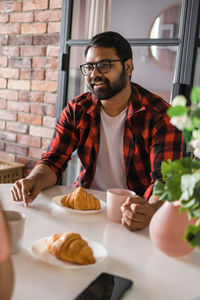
left=11, top=31, right=183, bottom=231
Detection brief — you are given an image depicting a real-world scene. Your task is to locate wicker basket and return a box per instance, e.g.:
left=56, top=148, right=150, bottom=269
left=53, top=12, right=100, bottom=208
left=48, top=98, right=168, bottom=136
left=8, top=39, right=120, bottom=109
left=0, top=160, right=25, bottom=183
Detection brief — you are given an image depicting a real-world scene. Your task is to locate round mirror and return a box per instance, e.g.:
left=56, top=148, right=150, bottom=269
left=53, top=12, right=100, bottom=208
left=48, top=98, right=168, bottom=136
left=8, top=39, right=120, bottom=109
left=148, top=3, right=181, bottom=71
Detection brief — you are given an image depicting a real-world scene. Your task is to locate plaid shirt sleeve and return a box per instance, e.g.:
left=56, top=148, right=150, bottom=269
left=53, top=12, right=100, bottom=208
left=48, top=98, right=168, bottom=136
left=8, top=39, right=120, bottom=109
left=125, top=83, right=184, bottom=201
left=37, top=100, right=79, bottom=180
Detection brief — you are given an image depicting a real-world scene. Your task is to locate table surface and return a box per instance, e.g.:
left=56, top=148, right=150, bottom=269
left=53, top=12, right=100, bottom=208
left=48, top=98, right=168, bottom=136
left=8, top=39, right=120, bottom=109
left=1, top=183, right=200, bottom=300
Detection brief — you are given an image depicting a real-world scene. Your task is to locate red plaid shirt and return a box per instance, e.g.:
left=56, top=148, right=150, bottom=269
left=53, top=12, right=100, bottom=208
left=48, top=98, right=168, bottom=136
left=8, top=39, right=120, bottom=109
left=38, top=83, right=183, bottom=200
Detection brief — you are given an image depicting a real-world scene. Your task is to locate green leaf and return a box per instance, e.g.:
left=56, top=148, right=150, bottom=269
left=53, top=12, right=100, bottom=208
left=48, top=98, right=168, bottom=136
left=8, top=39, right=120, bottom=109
left=191, top=87, right=200, bottom=104
left=183, top=129, right=192, bottom=144
left=167, top=106, right=188, bottom=117
left=185, top=224, right=200, bottom=248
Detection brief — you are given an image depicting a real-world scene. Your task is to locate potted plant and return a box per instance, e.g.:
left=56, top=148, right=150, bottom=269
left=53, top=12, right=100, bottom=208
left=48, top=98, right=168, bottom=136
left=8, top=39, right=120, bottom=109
left=150, top=87, right=200, bottom=256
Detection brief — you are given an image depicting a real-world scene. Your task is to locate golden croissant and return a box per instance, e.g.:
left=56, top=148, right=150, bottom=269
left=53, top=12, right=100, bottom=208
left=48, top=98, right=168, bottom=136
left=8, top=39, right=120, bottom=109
left=61, top=187, right=101, bottom=210
left=46, top=232, right=96, bottom=265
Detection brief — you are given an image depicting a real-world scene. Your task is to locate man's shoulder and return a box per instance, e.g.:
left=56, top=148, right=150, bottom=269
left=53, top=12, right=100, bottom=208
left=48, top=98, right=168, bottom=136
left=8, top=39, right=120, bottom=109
left=70, top=92, right=93, bottom=106
left=131, top=82, right=170, bottom=114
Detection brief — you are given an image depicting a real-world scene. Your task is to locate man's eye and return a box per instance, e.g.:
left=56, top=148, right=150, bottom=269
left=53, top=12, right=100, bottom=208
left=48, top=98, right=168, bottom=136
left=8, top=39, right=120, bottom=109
left=85, top=65, right=93, bottom=70
left=99, top=62, right=110, bottom=69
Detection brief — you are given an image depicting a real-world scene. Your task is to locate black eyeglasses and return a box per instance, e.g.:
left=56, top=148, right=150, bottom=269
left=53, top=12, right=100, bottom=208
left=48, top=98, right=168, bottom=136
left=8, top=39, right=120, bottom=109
left=80, top=59, right=121, bottom=76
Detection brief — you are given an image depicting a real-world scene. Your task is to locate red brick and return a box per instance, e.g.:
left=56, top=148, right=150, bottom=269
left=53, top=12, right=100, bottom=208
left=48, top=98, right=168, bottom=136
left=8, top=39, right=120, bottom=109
left=33, top=34, right=60, bottom=45
left=45, top=70, right=58, bottom=80
left=0, top=23, right=20, bottom=34
left=0, top=90, right=18, bottom=101
left=43, top=116, right=56, bottom=128
left=50, top=0, right=62, bottom=9
left=31, top=80, right=57, bottom=92
left=7, top=101, right=29, bottom=112
left=21, top=23, right=47, bottom=34
left=0, top=100, right=6, bottom=109
left=0, top=35, right=8, bottom=46
left=46, top=46, right=59, bottom=57
left=0, top=78, right=6, bottom=88
left=0, top=14, right=9, bottom=24
left=0, top=67, right=19, bottom=79
left=32, top=57, right=58, bottom=69
left=29, top=125, right=54, bottom=138
left=17, top=134, right=41, bottom=148
left=0, top=57, right=7, bottom=67
left=41, top=138, right=51, bottom=150
left=20, top=69, right=44, bottom=80
left=18, top=113, right=42, bottom=126
left=5, top=142, right=28, bottom=156
left=48, top=22, right=61, bottom=33
left=9, top=57, right=31, bottom=68
left=28, top=147, right=43, bottom=159
left=0, top=46, right=19, bottom=56
left=20, top=46, right=46, bottom=57
left=0, top=110, right=16, bottom=121
left=0, top=2, right=22, bottom=13
left=10, top=12, right=34, bottom=23
left=0, top=130, right=16, bottom=142
left=23, top=0, right=48, bottom=11
left=44, top=93, right=57, bottom=104
left=32, top=57, right=46, bottom=68
left=35, top=10, right=61, bottom=22
left=9, top=35, right=32, bottom=46
left=8, top=79, right=30, bottom=90
left=19, top=91, right=44, bottom=103
left=0, top=120, right=5, bottom=130
left=0, top=151, right=15, bottom=161
left=6, top=121, right=28, bottom=134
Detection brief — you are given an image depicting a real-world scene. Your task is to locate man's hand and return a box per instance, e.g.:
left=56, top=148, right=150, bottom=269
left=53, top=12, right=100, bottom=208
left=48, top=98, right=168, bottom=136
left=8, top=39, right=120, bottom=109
left=11, top=164, right=57, bottom=207
left=121, top=195, right=161, bottom=231
left=11, top=178, right=41, bottom=207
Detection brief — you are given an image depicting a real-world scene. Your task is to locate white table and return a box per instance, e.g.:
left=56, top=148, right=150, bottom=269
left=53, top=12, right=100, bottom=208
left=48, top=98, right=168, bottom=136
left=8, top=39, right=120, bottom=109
left=1, top=183, right=200, bottom=300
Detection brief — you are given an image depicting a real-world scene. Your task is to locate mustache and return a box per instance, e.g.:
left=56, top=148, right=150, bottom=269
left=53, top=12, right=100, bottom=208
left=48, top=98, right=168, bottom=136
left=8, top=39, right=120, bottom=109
left=90, top=76, right=109, bottom=85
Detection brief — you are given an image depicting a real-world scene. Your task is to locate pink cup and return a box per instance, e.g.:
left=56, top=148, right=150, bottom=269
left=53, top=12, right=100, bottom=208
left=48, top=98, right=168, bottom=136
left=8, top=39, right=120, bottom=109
left=106, top=188, right=136, bottom=223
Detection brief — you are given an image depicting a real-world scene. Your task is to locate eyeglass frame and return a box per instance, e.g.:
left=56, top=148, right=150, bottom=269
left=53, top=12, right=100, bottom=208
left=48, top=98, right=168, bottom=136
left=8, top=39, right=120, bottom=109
left=80, top=59, right=121, bottom=76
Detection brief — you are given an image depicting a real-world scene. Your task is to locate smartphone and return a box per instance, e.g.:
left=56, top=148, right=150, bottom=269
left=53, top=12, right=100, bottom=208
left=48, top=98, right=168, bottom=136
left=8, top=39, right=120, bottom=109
left=74, top=272, right=133, bottom=300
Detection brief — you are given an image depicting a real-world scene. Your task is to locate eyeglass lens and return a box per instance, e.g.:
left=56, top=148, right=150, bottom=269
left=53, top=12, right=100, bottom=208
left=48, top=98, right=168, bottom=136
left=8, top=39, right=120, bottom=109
left=81, top=61, right=111, bottom=75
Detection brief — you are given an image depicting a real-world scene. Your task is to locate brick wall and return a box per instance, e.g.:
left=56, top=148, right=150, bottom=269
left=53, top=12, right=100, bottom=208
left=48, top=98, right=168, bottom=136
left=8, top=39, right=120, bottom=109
left=0, top=0, right=62, bottom=175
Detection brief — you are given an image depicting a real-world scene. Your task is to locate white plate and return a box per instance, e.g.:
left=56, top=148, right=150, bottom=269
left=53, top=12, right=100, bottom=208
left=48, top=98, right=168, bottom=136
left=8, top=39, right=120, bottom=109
left=52, top=195, right=106, bottom=214
left=31, top=236, right=108, bottom=269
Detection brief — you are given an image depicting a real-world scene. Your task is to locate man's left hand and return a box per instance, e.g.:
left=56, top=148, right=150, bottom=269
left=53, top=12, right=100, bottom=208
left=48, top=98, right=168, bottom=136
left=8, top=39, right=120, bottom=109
left=121, top=195, right=157, bottom=231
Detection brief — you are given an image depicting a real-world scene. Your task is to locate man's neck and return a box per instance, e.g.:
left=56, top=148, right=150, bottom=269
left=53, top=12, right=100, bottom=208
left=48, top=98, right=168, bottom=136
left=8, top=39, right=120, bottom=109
left=100, top=83, right=132, bottom=117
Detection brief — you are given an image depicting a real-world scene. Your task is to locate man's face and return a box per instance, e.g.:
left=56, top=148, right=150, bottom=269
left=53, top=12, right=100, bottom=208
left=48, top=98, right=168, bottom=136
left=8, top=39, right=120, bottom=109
left=84, top=47, right=131, bottom=100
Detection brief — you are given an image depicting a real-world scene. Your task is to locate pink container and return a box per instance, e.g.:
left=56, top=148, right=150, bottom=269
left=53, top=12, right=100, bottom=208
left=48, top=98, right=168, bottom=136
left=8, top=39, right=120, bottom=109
left=106, top=188, right=135, bottom=223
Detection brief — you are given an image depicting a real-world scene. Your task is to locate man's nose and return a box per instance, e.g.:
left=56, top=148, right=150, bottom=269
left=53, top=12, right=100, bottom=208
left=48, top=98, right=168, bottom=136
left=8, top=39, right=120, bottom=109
left=90, top=65, right=101, bottom=77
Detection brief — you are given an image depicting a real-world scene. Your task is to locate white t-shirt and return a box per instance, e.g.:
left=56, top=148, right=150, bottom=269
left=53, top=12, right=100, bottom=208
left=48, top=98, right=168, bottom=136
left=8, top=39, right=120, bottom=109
left=90, top=107, right=128, bottom=191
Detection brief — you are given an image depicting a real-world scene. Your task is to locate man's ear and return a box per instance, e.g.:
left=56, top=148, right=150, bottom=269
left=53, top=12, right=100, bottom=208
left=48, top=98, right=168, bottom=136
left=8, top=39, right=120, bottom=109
left=125, top=59, right=134, bottom=76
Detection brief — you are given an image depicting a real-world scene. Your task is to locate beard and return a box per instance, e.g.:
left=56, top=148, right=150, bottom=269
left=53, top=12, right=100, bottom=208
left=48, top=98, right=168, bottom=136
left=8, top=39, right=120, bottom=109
left=87, top=66, right=128, bottom=100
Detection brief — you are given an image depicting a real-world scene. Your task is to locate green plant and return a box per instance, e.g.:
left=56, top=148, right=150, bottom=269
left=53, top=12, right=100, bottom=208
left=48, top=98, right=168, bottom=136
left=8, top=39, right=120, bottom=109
left=153, top=87, right=200, bottom=248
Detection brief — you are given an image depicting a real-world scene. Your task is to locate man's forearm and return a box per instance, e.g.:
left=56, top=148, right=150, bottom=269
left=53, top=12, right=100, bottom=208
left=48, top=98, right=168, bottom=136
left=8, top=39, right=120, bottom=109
left=148, top=194, right=163, bottom=212
left=26, top=163, right=57, bottom=191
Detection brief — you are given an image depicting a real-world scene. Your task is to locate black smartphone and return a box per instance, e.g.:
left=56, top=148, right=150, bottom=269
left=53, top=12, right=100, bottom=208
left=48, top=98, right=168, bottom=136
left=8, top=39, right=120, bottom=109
left=74, top=272, right=133, bottom=300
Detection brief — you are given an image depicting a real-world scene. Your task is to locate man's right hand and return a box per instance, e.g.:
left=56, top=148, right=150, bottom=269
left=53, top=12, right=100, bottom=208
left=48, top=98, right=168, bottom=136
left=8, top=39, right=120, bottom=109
left=11, top=178, right=41, bottom=207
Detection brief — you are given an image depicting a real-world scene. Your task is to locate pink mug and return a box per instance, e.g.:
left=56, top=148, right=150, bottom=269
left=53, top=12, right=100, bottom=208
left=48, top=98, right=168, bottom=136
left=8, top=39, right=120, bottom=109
left=106, top=188, right=136, bottom=223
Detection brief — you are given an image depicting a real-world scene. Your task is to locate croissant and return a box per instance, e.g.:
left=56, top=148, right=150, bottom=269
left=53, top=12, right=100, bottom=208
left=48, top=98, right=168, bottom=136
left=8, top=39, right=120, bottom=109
left=46, top=232, right=96, bottom=265
left=61, top=187, right=101, bottom=210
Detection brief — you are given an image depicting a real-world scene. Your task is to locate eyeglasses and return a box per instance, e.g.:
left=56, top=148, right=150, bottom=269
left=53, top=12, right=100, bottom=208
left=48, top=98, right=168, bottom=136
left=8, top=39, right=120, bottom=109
left=80, top=59, right=121, bottom=76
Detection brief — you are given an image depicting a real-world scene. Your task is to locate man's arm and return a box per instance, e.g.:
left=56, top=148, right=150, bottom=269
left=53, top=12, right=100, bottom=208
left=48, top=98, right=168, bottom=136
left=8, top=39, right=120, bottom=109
left=11, top=163, right=57, bottom=207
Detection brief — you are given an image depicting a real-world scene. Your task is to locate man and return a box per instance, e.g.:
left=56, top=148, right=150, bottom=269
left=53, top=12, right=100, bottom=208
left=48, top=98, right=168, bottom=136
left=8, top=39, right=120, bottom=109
left=11, top=31, right=183, bottom=231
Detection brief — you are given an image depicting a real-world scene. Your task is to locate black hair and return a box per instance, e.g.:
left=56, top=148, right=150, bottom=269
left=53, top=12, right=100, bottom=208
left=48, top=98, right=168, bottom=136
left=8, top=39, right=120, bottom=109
left=85, top=31, right=133, bottom=63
